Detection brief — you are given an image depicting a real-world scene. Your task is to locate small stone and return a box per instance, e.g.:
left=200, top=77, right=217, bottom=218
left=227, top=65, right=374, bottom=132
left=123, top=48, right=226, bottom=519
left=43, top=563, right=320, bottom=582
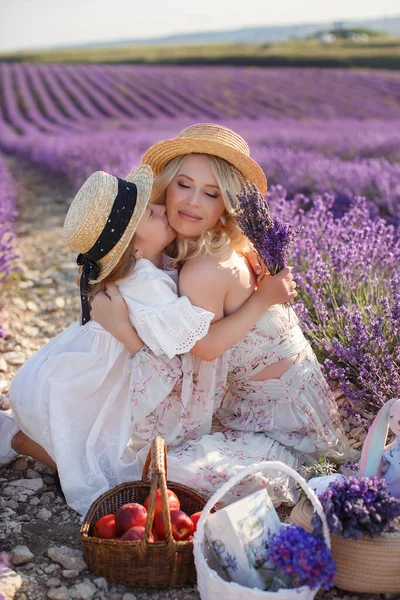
left=3, top=353, right=24, bottom=366
left=122, top=594, right=138, bottom=600
left=55, top=297, right=66, bottom=309
left=47, top=585, right=70, bottom=600
left=0, top=380, right=8, bottom=393
left=12, top=477, right=44, bottom=493
left=46, top=577, right=62, bottom=587
left=12, top=297, right=27, bottom=310
left=23, top=325, right=40, bottom=336
left=30, top=497, right=41, bottom=506
left=48, top=546, right=86, bottom=573
left=12, top=457, right=29, bottom=471
left=44, top=564, right=60, bottom=575
left=0, top=358, right=7, bottom=372
left=26, top=301, right=39, bottom=312
left=41, top=491, right=56, bottom=504
left=11, top=545, right=34, bottom=565
left=70, top=580, right=98, bottom=599
left=5, top=499, right=18, bottom=509
left=62, top=569, right=80, bottom=579
left=27, top=469, right=41, bottom=479
left=93, top=577, right=108, bottom=591
left=37, top=507, right=52, bottom=521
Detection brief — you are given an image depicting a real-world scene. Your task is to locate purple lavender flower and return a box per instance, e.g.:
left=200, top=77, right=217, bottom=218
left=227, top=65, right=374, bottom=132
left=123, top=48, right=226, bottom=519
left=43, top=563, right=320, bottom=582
left=266, top=524, right=336, bottom=590
left=312, top=476, right=400, bottom=540
left=229, top=181, right=301, bottom=275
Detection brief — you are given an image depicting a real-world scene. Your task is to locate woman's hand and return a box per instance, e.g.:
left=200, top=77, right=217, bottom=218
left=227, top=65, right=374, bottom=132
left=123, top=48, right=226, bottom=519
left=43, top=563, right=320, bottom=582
left=255, top=266, right=297, bottom=307
left=243, top=249, right=267, bottom=285
left=91, top=285, right=144, bottom=355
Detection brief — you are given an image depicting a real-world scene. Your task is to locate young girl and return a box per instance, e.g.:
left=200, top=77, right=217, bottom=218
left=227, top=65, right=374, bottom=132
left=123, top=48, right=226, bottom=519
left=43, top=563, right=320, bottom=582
left=92, top=123, right=350, bottom=504
left=4, top=161, right=297, bottom=515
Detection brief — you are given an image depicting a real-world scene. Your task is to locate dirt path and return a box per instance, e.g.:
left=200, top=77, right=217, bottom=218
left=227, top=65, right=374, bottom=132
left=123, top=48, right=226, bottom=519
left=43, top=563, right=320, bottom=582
left=0, top=157, right=371, bottom=600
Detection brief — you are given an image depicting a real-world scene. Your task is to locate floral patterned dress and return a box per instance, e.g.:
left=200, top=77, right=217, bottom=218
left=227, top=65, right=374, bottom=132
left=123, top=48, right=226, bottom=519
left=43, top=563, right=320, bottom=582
left=130, top=304, right=349, bottom=508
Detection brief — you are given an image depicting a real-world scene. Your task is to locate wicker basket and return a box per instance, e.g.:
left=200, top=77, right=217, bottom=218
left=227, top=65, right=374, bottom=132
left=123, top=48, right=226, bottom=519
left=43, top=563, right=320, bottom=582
left=80, top=436, right=213, bottom=588
left=291, top=497, right=400, bottom=593
left=194, top=460, right=331, bottom=600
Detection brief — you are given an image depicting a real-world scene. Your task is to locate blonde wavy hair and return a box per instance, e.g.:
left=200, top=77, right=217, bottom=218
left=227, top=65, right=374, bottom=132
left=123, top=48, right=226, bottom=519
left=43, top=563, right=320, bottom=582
left=150, top=153, right=249, bottom=264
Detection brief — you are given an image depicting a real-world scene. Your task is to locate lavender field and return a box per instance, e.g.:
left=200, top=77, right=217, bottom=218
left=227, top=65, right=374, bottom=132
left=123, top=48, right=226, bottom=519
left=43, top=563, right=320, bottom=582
left=0, top=62, right=399, bottom=414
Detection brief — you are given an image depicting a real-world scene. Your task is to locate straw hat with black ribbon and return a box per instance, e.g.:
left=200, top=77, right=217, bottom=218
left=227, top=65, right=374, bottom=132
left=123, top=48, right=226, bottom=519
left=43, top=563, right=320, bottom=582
left=63, top=164, right=153, bottom=325
left=141, top=122, right=267, bottom=197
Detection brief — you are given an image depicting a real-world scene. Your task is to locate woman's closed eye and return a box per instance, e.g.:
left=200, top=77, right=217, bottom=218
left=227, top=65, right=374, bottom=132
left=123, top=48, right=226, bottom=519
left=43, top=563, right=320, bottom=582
left=178, top=181, right=218, bottom=199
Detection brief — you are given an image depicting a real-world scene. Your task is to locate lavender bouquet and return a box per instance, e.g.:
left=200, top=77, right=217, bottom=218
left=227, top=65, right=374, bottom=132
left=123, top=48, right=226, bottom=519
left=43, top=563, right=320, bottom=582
left=228, top=182, right=302, bottom=276
left=312, top=476, right=400, bottom=540
left=266, top=524, right=336, bottom=591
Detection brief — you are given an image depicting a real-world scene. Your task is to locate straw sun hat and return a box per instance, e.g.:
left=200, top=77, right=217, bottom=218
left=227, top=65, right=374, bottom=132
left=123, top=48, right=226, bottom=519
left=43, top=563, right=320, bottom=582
left=63, top=164, right=153, bottom=284
left=141, top=123, right=267, bottom=197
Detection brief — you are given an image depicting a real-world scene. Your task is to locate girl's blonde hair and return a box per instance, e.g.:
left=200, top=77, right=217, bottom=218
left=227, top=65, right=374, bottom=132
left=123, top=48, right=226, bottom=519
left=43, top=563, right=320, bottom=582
left=76, top=241, right=137, bottom=301
left=150, top=153, right=249, bottom=264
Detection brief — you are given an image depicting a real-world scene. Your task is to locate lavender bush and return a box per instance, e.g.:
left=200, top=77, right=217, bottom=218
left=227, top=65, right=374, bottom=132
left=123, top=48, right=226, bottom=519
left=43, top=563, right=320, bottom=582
left=0, top=152, right=19, bottom=337
left=312, top=477, right=400, bottom=540
left=266, top=524, right=336, bottom=590
left=1, top=62, right=400, bottom=410
left=267, top=185, right=400, bottom=412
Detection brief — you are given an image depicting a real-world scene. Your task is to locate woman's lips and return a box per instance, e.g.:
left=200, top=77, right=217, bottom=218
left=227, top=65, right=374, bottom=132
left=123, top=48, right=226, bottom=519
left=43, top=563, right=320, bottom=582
left=177, top=210, right=202, bottom=222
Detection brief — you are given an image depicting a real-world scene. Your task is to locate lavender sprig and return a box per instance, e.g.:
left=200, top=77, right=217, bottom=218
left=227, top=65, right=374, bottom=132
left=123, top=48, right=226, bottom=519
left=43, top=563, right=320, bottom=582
left=228, top=182, right=302, bottom=276
left=312, top=476, right=400, bottom=540
left=266, top=524, right=336, bottom=590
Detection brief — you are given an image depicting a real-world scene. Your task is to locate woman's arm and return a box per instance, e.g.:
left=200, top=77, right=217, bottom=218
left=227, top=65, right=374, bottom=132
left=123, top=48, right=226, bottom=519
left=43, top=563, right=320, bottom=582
left=91, top=267, right=297, bottom=362
left=90, top=286, right=144, bottom=356
left=179, top=259, right=297, bottom=361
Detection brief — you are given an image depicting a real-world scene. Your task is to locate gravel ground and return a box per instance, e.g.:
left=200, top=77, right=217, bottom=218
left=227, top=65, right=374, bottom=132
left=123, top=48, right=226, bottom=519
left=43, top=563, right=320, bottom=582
left=0, top=157, right=392, bottom=599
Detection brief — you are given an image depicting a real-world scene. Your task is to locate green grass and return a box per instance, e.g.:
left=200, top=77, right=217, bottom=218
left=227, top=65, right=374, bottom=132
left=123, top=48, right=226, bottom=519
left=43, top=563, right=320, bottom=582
left=1, top=37, right=400, bottom=69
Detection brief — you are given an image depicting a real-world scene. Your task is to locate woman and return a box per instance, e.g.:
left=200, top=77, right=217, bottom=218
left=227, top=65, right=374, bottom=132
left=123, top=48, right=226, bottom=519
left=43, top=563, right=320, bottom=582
left=91, top=123, right=349, bottom=507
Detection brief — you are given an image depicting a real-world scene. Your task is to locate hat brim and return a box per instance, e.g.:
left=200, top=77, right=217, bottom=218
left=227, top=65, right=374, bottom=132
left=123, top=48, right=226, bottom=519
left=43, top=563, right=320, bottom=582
left=92, top=164, right=153, bottom=283
left=141, top=137, right=267, bottom=197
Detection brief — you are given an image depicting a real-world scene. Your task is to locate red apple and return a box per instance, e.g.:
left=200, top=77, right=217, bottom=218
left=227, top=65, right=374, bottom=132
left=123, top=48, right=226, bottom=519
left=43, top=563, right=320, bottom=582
left=93, top=514, right=117, bottom=539
left=144, top=488, right=180, bottom=514
left=120, top=526, right=154, bottom=542
left=154, top=509, right=194, bottom=542
left=152, top=528, right=164, bottom=542
left=189, top=511, right=202, bottom=532
left=115, top=503, right=147, bottom=536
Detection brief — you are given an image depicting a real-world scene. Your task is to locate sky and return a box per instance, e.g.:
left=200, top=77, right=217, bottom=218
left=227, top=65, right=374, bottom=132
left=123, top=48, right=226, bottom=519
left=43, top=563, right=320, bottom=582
left=0, top=0, right=398, bottom=52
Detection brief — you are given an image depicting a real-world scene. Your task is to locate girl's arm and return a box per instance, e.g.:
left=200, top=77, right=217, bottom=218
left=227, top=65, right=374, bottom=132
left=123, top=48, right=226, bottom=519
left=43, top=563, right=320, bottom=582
left=90, top=287, right=144, bottom=356
left=179, top=258, right=297, bottom=361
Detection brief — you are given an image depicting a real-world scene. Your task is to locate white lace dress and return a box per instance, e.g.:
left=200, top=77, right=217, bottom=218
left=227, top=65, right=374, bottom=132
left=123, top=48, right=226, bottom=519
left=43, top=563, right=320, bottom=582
left=9, top=257, right=214, bottom=516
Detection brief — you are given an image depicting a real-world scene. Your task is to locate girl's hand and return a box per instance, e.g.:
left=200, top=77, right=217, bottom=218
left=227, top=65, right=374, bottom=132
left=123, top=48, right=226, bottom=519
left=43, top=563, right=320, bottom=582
left=91, top=284, right=130, bottom=335
left=91, top=285, right=144, bottom=355
left=244, top=249, right=267, bottom=285
left=255, top=266, right=297, bottom=306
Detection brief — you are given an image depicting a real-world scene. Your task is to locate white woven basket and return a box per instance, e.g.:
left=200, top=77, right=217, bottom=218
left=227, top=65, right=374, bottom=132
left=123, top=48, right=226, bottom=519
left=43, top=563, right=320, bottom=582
left=193, top=460, right=330, bottom=600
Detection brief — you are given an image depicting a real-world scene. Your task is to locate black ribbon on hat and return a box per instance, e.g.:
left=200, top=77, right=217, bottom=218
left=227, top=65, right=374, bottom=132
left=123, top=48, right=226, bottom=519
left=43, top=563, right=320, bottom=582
left=77, top=178, right=138, bottom=325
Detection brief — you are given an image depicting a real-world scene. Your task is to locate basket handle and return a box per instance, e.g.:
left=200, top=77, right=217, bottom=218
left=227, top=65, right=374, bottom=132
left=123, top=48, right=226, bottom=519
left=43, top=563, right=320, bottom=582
left=137, top=436, right=179, bottom=563
left=141, top=435, right=168, bottom=483
left=195, top=460, right=331, bottom=549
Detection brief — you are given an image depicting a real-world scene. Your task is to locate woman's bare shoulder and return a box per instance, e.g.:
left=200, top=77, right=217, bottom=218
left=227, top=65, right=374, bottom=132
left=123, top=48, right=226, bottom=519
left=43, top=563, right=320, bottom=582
left=180, top=254, right=235, bottom=283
